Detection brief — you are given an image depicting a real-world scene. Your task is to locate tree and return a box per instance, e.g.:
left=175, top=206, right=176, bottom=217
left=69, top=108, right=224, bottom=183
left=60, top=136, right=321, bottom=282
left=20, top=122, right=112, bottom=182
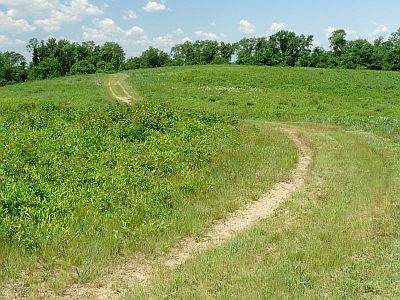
left=308, top=47, right=330, bottom=68
left=70, top=60, right=96, bottom=75
left=342, top=39, right=375, bottom=69
left=236, top=38, right=257, bottom=64
left=219, top=42, right=235, bottom=63
left=0, top=51, right=27, bottom=85
left=29, top=57, right=60, bottom=80
left=382, top=44, right=400, bottom=71
left=388, top=28, right=400, bottom=45
left=99, top=42, right=125, bottom=71
left=125, top=57, right=142, bottom=70
left=268, top=31, right=313, bottom=66
left=140, top=47, right=169, bottom=68
left=329, top=29, right=347, bottom=54
left=171, top=41, right=198, bottom=65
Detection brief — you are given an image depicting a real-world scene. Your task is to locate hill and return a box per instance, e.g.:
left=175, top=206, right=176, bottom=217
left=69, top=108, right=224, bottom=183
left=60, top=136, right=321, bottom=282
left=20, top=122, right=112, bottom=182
left=1, top=65, right=399, bottom=299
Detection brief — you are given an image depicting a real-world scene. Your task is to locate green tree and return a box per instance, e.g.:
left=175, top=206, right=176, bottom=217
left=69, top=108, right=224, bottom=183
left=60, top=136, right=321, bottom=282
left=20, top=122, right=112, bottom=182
left=99, top=42, right=125, bottom=71
left=268, top=31, right=313, bottom=66
left=125, top=57, right=142, bottom=70
left=70, top=60, right=96, bottom=75
left=329, top=29, right=347, bottom=54
left=219, top=42, right=236, bottom=63
left=140, top=47, right=169, bottom=68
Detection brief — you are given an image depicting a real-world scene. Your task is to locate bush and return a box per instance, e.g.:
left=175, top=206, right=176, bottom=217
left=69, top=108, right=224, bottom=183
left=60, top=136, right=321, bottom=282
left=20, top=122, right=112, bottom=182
left=70, top=60, right=96, bottom=75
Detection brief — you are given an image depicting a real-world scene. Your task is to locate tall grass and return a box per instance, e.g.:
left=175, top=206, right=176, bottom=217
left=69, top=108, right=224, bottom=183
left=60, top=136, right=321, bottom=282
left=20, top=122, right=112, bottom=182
left=0, top=76, right=297, bottom=292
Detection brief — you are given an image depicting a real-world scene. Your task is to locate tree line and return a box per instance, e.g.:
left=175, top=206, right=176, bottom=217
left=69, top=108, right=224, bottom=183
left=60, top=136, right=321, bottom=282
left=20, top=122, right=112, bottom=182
left=1, top=28, right=400, bottom=86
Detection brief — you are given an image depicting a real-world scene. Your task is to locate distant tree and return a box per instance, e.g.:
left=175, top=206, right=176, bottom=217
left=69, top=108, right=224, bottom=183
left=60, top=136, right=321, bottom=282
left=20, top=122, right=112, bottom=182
left=388, top=28, right=400, bottom=45
left=308, top=47, right=330, bottom=68
left=171, top=41, right=197, bottom=65
left=329, top=29, right=347, bottom=54
left=99, top=42, right=125, bottom=71
left=219, top=42, right=236, bottom=63
left=29, top=57, right=60, bottom=80
left=0, top=51, right=27, bottom=85
left=268, top=31, right=313, bottom=66
left=140, top=47, right=169, bottom=68
left=236, top=38, right=257, bottom=64
left=70, top=60, right=96, bottom=75
left=54, top=39, right=76, bottom=76
left=342, top=39, right=375, bottom=69
left=382, top=44, right=400, bottom=71
left=0, top=53, right=7, bottom=86
left=125, top=57, right=142, bottom=70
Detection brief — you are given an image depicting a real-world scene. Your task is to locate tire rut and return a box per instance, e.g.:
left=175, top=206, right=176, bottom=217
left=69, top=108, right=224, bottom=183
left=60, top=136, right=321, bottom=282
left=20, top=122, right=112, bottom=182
left=107, top=75, right=134, bottom=104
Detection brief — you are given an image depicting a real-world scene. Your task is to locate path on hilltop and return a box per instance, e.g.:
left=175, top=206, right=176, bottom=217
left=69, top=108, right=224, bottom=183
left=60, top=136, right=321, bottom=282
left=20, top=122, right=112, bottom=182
left=107, top=74, right=135, bottom=105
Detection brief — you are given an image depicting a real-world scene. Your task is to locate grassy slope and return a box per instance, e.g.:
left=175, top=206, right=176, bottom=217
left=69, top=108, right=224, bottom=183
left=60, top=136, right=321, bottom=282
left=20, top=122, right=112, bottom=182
left=1, top=66, right=399, bottom=298
left=122, top=65, right=400, bottom=299
left=0, top=74, right=297, bottom=294
left=133, top=126, right=400, bottom=299
left=0, top=74, right=111, bottom=107
left=127, top=65, right=400, bottom=140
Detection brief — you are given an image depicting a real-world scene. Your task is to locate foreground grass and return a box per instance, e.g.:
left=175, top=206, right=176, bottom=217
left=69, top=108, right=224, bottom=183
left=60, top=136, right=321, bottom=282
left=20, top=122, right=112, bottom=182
left=0, top=76, right=297, bottom=295
left=131, top=125, right=400, bottom=299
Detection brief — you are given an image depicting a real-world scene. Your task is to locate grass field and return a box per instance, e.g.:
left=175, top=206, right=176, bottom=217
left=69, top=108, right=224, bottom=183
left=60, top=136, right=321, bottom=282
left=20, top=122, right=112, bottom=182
left=0, top=72, right=297, bottom=296
left=132, top=126, right=400, bottom=299
left=1, top=65, right=399, bottom=298
left=127, top=65, right=400, bottom=140
left=124, top=65, right=399, bottom=299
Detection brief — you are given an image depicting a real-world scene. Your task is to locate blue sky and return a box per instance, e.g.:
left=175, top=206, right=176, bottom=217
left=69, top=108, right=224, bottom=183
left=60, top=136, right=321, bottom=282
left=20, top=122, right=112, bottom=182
left=0, top=0, right=399, bottom=58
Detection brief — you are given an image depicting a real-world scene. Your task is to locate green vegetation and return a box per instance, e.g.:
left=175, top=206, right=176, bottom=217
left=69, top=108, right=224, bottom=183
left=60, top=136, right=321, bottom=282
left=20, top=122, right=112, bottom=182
left=0, top=73, right=110, bottom=106
left=0, top=73, right=297, bottom=293
left=120, top=65, right=398, bottom=299
left=134, top=126, right=400, bottom=299
left=2, top=27, right=400, bottom=86
left=0, top=64, right=399, bottom=298
left=126, top=65, right=400, bottom=140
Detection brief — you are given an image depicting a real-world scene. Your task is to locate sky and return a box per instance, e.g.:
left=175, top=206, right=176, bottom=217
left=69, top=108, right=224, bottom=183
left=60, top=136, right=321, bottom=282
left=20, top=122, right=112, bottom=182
left=0, top=0, right=399, bottom=58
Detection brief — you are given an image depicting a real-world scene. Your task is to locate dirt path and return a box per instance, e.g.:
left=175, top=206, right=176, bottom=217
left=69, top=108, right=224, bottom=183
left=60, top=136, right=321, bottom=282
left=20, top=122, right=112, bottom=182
left=107, top=74, right=134, bottom=104
left=57, top=128, right=312, bottom=299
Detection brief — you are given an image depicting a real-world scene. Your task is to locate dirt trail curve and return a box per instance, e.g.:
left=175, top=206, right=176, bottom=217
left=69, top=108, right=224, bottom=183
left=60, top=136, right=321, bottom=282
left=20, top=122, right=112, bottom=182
left=107, top=74, right=134, bottom=104
left=56, top=128, right=312, bottom=300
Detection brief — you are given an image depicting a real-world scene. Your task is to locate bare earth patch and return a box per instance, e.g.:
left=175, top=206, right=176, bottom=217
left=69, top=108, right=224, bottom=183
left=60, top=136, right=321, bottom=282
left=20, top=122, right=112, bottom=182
left=107, top=74, right=134, bottom=104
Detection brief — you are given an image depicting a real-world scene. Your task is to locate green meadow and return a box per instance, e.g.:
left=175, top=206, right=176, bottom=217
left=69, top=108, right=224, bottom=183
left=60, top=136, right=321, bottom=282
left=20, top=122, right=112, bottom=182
left=0, top=65, right=399, bottom=298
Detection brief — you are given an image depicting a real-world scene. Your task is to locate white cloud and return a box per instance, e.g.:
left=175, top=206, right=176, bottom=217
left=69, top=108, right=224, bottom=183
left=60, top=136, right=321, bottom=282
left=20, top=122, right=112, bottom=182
left=143, top=1, right=168, bottom=12
left=372, top=24, right=389, bottom=37
left=83, top=18, right=123, bottom=41
left=195, top=30, right=219, bottom=40
left=270, top=22, right=287, bottom=32
left=126, top=26, right=145, bottom=36
left=153, top=28, right=184, bottom=46
left=209, top=22, right=216, bottom=27
left=0, top=11, right=35, bottom=34
left=239, top=19, right=255, bottom=34
left=0, top=0, right=103, bottom=33
left=0, top=35, right=26, bottom=47
left=123, top=10, right=138, bottom=20
left=82, top=18, right=149, bottom=46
